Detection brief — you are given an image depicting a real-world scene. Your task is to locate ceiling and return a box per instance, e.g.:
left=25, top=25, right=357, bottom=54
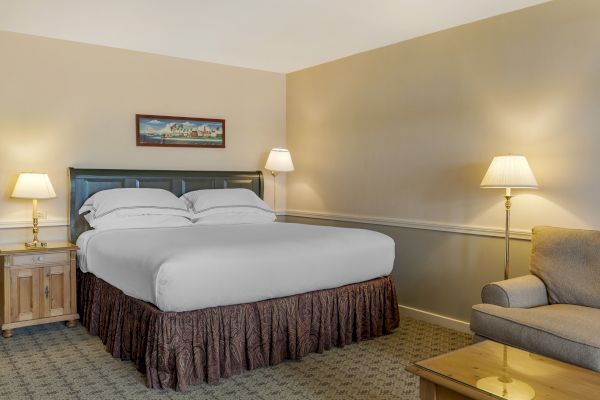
left=0, top=0, right=548, bottom=73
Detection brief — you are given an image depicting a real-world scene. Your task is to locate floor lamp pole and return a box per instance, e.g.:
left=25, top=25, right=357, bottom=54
left=504, top=188, right=512, bottom=280
left=271, top=171, right=278, bottom=212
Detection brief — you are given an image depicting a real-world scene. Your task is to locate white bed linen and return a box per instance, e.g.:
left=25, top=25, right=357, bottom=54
left=77, top=222, right=395, bottom=312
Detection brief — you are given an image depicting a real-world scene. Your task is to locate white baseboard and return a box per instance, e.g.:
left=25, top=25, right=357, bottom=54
left=399, top=304, right=471, bottom=334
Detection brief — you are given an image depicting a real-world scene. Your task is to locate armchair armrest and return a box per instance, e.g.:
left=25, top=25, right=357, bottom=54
left=481, top=275, right=548, bottom=308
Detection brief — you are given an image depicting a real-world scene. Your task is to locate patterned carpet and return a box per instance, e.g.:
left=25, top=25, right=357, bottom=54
left=0, top=317, right=472, bottom=400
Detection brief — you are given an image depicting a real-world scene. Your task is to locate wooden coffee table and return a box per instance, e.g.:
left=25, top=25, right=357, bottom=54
left=406, top=340, right=600, bottom=399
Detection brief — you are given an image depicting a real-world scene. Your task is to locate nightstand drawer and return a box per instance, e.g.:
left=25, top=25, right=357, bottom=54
left=7, top=252, right=70, bottom=267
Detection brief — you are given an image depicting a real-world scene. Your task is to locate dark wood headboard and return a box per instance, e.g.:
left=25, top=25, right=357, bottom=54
left=68, top=168, right=264, bottom=242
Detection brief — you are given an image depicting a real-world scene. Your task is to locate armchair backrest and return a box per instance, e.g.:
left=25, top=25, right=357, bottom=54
left=530, top=226, right=600, bottom=308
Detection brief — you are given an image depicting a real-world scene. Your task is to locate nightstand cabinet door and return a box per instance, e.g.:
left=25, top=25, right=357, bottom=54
left=42, top=264, right=71, bottom=317
left=9, top=267, right=41, bottom=323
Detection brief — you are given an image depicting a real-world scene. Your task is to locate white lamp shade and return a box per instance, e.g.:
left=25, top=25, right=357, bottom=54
left=480, top=155, right=538, bottom=189
left=265, top=148, right=294, bottom=172
left=11, top=173, right=57, bottom=199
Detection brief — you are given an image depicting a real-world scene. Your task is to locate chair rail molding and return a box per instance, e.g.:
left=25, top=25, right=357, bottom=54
left=0, top=211, right=533, bottom=241
left=284, top=210, right=532, bottom=240
left=0, top=218, right=68, bottom=229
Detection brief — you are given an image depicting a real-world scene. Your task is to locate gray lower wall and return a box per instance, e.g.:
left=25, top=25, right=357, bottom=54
left=282, top=215, right=532, bottom=322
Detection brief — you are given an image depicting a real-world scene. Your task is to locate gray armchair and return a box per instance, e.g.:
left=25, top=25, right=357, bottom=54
left=471, top=226, right=600, bottom=371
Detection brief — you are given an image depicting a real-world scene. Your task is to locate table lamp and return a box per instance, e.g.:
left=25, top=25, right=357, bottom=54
left=11, top=173, right=57, bottom=248
left=480, top=155, right=538, bottom=279
left=265, top=148, right=294, bottom=211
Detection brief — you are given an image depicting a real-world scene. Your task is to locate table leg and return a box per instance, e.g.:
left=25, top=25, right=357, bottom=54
left=419, top=377, right=473, bottom=400
left=420, top=378, right=437, bottom=399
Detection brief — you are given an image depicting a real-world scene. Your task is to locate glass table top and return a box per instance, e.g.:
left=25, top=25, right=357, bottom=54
left=411, top=340, right=600, bottom=400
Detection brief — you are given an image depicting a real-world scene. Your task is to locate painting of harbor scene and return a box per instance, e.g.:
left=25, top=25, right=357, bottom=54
left=136, top=114, right=225, bottom=148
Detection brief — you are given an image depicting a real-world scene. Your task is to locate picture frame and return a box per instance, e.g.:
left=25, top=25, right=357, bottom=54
left=136, top=114, right=225, bottom=148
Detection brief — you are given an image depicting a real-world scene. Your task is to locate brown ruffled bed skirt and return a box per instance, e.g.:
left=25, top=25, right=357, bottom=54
left=78, top=270, right=399, bottom=391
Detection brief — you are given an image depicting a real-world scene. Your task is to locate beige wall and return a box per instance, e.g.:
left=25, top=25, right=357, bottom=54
left=286, top=0, right=600, bottom=321
left=0, top=32, right=286, bottom=244
left=287, top=0, right=600, bottom=231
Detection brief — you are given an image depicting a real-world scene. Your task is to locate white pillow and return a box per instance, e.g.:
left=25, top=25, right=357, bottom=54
left=85, top=214, right=192, bottom=230
left=80, top=188, right=192, bottom=230
left=182, top=188, right=276, bottom=225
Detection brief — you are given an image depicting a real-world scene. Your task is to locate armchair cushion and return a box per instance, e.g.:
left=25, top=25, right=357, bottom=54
left=531, top=226, right=600, bottom=308
left=471, top=303, right=600, bottom=371
left=482, top=275, right=548, bottom=308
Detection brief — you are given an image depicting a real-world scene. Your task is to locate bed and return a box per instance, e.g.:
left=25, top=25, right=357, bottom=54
left=71, top=168, right=400, bottom=391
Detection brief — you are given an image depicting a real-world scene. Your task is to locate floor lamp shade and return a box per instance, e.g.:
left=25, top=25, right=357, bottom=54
left=480, top=155, right=538, bottom=189
left=265, top=148, right=294, bottom=173
left=481, top=155, right=538, bottom=280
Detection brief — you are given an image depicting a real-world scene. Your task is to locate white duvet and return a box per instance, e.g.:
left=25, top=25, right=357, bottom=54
left=77, top=222, right=395, bottom=312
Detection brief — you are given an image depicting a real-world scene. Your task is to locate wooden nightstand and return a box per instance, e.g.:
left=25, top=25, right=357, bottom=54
left=0, top=242, right=79, bottom=338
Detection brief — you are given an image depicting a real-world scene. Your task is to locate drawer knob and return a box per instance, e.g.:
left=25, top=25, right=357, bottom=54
left=37, top=256, right=44, bottom=262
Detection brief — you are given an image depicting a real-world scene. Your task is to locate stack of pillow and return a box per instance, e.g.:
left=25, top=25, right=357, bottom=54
left=79, top=188, right=276, bottom=230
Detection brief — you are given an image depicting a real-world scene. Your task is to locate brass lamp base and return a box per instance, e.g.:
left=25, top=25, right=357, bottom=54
left=476, top=376, right=535, bottom=399
left=26, top=211, right=47, bottom=248
left=25, top=240, right=47, bottom=248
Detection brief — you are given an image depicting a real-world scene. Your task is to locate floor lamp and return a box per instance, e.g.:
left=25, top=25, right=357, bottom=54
left=265, top=148, right=294, bottom=212
left=480, top=155, right=538, bottom=280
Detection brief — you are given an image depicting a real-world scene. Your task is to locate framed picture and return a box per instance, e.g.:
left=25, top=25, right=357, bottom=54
left=136, top=114, right=225, bottom=148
